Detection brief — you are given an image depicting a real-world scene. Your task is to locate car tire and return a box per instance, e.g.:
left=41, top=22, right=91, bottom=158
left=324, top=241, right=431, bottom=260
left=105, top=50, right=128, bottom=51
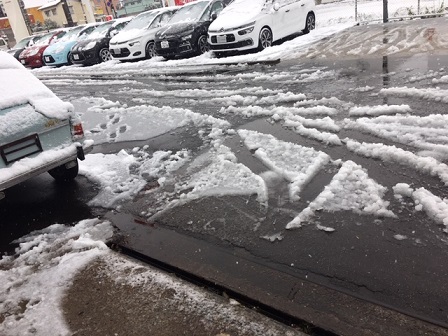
left=67, top=52, right=74, bottom=65
left=145, top=41, right=157, bottom=59
left=48, top=160, right=79, bottom=182
left=197, top=35, right=210, bottom=55
left=99, top=48, right=112, bottom=63
left=258, top=27, right=272, bottom=51
left=303, top=13, right=316, bottom=34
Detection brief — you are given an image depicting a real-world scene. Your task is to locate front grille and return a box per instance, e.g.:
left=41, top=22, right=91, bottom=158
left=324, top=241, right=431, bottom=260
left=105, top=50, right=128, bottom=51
left=211, top=34, right=235, bottom=44
left=110, top=48, right=130, bottom=57
left=210, top=39, right=253, bottom=50
left=0, top=134, right=43, bottom=165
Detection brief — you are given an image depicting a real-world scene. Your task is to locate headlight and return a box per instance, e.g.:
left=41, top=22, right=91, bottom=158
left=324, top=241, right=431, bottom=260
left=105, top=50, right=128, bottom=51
left=129, top=40, right=141, bottom=47
left=29, top=48, right=40, bottom=56
left=83, top=41, right=97, bottom=50
left=238, top=27, right=254, bottom=35
left=181, top=34, right=192, bottom=41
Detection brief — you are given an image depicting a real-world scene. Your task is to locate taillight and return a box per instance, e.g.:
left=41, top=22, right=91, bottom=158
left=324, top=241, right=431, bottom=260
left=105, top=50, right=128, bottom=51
left=72, top=122, right=85, bottom=139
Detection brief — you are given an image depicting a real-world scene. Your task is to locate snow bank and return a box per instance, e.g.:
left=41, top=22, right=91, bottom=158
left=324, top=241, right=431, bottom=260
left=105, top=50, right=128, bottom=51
left=0, top=219, right=113, bottom=336
left=348, top=104, right=411, bottom=116
left=380, top=87, right=448, bottom=104
left=238, top=129, right=330, bottom=201
left=287, top=160, right=395, bottom=229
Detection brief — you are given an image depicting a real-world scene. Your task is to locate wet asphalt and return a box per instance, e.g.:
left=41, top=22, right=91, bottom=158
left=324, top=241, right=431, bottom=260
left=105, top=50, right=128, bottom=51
left=2, top=50, right=448, bottom=333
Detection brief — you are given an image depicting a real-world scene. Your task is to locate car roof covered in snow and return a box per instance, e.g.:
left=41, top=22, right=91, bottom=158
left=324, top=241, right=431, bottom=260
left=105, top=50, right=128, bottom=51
left=0, top=51, right=73, bottom=119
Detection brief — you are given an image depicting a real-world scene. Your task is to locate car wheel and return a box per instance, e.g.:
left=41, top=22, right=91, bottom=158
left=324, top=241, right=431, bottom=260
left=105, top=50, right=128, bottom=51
left=258, top=27, right=272, bottom=51
left=303, top=12, right=316, bottom=34
left=67, top=52, right=74, bottom=65
left=48, top=160, right=79, bottom=182
left=197, top=35, right=210, bottom=55
left=145, top=41, right=157, bottom=59
left=99, top=48, right=112, bottom=63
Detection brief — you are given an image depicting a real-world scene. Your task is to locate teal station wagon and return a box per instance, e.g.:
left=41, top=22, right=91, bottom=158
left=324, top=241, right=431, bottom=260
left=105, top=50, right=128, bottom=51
left=0, top=51, right=93, bottom=200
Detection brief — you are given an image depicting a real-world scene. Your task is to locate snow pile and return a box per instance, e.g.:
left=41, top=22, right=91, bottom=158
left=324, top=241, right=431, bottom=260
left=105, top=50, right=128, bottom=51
left=80, top=149, right=190, bottom=208
left=282, top=115, right=340, bottom=132
left=345, top=139, right=448, bottom=185
left=238, top=129, right=330, bottom=201
left=393, top=183, right=448, bottom=233
left=344, top=114, right=448, bottom=152
left=287, top=160, right=395, bottom=229
left=380, top=87, right=448, bottom=104
left=433, top=75, right=448, bottom=84
left=348, top=104, right=412, bottom=117
left=0, top=219, right=113, bottom=336
left=0, top=52, right=72, bottom=119
left=177, top=145, right=268, bottom=204
left=282, top=118, right=342, bottom=146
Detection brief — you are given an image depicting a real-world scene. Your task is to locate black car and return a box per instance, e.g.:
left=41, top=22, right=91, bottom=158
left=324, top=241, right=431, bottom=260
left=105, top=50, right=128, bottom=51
left=7, top=35, right=43, bottom=60
left=70, top=18, right=130, bottom=65
left=154, top=0, right=226, bottom=60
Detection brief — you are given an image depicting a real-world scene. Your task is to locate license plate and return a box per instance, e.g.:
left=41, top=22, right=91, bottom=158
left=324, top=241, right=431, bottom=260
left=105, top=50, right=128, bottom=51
left=114, top=48, right=120, bottom=54
left=20, top=59, right=25, bottom=64
left=45, top=56, right=50, bottom=62
left=161, top=41, right=169, bottom=48
left=73, top=54, right=79, bottom=60
left=217, top=35, right=227, bottom=43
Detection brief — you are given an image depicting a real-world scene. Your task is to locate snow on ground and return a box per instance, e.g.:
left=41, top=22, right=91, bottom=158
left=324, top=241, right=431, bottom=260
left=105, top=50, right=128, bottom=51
left=286, top=160, right=395, bottom=229
left=0, top=219, right=113, bottom=335
left=381, top=87, right=448, bottom=104
left=0, top=220, right=300, bottom=336
left=238, top=129, right=330, bottom=201
left=348, top=104, right=412, bottom=116
left=394, top=183, right=448, bottom=233
left=73, top=97, right=230, bottom=145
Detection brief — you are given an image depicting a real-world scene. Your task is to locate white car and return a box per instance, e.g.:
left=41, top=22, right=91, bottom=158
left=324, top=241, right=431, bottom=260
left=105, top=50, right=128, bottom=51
left=109, top=7, right=177, bottom=61
left=208, top=0, right=315, bottom=55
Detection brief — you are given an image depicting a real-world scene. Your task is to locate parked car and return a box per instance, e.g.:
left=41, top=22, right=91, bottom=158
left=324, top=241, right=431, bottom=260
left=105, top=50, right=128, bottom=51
left=208, top=0, right=316, bottom=55
left=43, top=24, right=100, bottom=66
left=18, top=30, right=67, bottom=68
left=7, top=35, right=43, bottom=60
left=154, top=0, right=227, bottom=60
left=70, top=18, right=131, bottom=65
left=0, top=37, right=8, bottom=51
left=0, top=51, right=93, bottom=200
left=109, top=7, right=177, bottom=61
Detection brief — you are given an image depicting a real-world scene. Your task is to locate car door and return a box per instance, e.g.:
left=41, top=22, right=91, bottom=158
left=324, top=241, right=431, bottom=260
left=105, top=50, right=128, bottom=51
left=270, top=0, right=290, bottom=40
left=279, top=0, right=302, bottom=37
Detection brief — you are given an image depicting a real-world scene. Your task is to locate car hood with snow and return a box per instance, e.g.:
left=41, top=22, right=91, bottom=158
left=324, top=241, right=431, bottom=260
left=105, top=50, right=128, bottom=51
left=209, top=0, right=266, bottom=31
left=156, top=22, right=203, bottom=39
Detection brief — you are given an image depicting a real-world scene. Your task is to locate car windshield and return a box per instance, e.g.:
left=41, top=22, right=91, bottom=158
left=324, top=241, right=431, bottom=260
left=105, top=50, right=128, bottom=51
left=87, top=22, right=114, bottom=39
left=58, top=26, right=85, bottom=42
left=122, top=11, right=158, bottom=31
left=34, top=32, right=56, bottom=46
left=13, top=36, right=32, bottom=49
left=168, top=2, right=209, bottom=24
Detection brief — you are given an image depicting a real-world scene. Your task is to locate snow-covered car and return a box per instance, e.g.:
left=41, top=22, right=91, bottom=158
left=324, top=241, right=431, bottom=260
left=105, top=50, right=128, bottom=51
left=208, top=0, right=316, bottom=55
left=109, top=7, right=177, bottom=61
left=154, top=0, right=227, bottom=59
left=18, top=30, right=67, bottom=68
left=0, top=51, right=93, bottom=200
left=7, top=35, right=43, bottom=60
left=0, top=37, right=8, bottom=51
left=43, top=24, right=100, bottom=66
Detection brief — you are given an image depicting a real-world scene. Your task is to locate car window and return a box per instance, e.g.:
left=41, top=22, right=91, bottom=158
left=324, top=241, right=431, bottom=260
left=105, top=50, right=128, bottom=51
left=88, top=22, right=114, bottom=39
left=13, top=37, right=32, bottom=49
left=148, top=15, right=161, bottom=29
left=210, top=2, right=224, bottom=16
left=123, top=11, right=158, bottom=31
left=159, top=12, right=173, bottom=26
left=78, top=26, right=96, bottom=39
left=34, top=32, right=56, bottom=46
left=114, top=22, right=128, bottom=33
left=168, top=2, right=209, bottom=24
left=0, top=39, right=5, bottom=46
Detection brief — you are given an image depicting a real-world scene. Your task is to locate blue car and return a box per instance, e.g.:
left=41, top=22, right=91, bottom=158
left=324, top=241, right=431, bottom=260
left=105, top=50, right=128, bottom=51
left=43, top=24, right=99, bottom=66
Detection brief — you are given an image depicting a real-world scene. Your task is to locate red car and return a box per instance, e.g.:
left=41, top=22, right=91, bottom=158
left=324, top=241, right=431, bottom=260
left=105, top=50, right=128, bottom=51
left=18, top=30, right=66, bottom=68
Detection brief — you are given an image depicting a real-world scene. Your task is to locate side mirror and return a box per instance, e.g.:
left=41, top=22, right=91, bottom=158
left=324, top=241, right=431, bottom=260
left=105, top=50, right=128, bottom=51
left=211, top=12, right=217, bottom=21
left=273, top=2, right=280, bottom=11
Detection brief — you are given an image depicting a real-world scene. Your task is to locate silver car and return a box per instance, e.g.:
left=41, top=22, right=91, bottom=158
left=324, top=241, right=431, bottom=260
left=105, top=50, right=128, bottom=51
left=0, top=51, right=93, bottom=200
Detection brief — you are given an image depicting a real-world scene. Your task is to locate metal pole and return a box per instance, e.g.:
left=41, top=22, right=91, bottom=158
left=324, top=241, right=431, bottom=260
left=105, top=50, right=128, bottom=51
left=355, top=0, right=358, bottom=22
left=383, top=0, right=388, bottom=23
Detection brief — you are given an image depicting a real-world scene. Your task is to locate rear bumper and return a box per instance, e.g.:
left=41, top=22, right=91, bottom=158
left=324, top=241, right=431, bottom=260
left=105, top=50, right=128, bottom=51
left=0, top=140, right=94, bottom=192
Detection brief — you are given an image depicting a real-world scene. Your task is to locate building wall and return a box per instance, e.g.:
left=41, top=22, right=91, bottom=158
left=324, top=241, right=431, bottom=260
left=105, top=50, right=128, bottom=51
left=27, top=7, right=45, bottom=23
left=41, top=3, right=66, bottom=26
left=70, top=0, right=89, bottom=24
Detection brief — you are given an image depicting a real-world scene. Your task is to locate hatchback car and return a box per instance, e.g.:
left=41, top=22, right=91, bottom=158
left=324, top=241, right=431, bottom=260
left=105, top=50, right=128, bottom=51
left=208, top=0, right=316, bottom=55
left=18, top=30, right=67, bottom=68
left=43, top=24, right=99, bottom=66
left=154, top=0, right=227, bottom=59
left=7, top=35, right=42, bottom=60
left=70, top=18, right=131, bottom=65
left=0, top=51, right=93, bottom=200
left=109, top=7, right=177, bottom=61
